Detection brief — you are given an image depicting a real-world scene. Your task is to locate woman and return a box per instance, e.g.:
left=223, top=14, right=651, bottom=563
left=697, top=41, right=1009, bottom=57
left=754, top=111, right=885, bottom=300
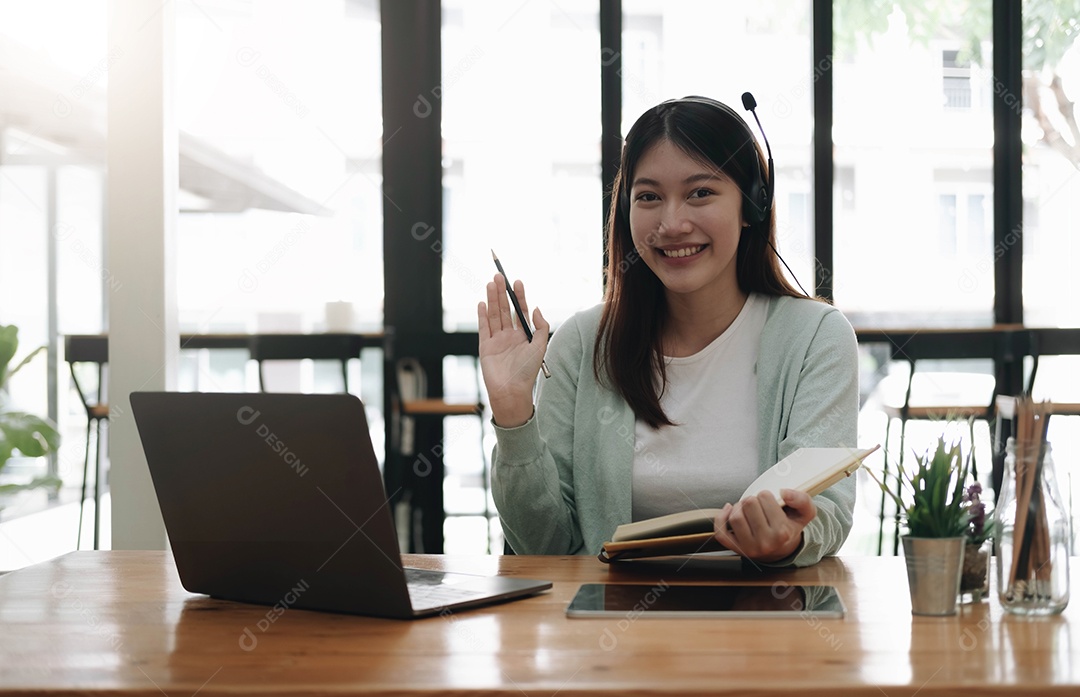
left=478, top=96, right=858, bottom=565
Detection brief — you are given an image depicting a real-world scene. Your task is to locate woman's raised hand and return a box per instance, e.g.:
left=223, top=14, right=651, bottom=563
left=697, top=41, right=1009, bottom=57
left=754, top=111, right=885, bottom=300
left=477, top=274, right=549, bottom=428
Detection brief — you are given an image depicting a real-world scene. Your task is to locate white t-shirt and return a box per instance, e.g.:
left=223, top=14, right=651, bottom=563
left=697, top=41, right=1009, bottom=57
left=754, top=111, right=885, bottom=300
left=631, top=292, right=768, bottom=521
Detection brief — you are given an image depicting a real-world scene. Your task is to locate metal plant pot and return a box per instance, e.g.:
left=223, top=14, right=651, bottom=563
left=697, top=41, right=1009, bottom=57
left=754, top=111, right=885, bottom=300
left=902, top=536, right=965, bottom=616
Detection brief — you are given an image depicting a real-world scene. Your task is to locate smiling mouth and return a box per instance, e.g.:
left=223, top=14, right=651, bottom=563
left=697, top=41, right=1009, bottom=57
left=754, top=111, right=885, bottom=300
left=660, top=245, right=705, bottom=258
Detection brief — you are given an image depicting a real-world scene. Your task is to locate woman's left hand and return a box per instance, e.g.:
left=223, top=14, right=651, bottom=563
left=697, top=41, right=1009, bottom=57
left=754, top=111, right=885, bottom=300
left=712, top=489, right=816, bottom=563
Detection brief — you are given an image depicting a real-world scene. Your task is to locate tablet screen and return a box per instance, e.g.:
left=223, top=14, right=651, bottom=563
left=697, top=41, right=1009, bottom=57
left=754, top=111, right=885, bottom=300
left=565, top=583, right=845, bottom=618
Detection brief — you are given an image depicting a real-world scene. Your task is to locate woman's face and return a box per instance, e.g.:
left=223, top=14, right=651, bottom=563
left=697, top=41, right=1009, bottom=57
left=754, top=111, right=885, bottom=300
left=628, top=139, right=745, bottom=303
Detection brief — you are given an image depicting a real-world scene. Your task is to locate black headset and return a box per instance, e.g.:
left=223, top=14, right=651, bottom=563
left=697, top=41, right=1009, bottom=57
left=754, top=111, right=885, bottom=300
left=618, top=92, right=773, bottom=226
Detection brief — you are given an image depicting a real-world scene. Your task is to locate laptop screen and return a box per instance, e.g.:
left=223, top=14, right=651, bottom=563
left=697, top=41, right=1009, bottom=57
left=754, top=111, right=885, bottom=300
left=131, top=392, right=414, bottom=617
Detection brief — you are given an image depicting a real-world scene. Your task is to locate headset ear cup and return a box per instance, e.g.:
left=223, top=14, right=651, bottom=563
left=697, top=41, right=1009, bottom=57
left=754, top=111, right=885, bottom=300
left=745, top=179, right=768, bottom=225
left=757, top=187, right=771, bottom=224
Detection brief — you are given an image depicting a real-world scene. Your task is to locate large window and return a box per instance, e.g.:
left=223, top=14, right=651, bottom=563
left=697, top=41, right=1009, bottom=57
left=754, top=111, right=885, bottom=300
left=441, top=0, right=603, bottom=331
left=176, top=0, right=383, bottom=339
left=833, top=2, right=995, bottom=327
left=1021, top=1, right=1080, bottom=328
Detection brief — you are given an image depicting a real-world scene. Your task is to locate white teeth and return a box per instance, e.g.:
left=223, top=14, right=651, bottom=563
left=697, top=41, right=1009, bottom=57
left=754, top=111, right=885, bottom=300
left=661, top=246, right=704, bottom=258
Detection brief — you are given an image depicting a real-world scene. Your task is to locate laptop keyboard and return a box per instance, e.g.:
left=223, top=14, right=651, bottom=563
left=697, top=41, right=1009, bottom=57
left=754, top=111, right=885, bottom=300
left=405, top=568, right=490, bottom=609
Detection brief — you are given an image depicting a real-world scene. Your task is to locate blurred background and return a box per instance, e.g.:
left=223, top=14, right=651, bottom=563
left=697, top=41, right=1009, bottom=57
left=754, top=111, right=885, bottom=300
left=0, top=0, right=1077, bottom=569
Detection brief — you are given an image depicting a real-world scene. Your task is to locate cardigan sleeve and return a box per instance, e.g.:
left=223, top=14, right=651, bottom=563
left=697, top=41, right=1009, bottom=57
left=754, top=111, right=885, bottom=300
left=489, top=314, right=587, bottom=554
left=778, top=307, right=860, bottom=567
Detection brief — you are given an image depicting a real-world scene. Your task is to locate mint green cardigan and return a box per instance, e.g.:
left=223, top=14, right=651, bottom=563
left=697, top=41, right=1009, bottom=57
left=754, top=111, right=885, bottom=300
left=490, top=295, right=859, bottom=566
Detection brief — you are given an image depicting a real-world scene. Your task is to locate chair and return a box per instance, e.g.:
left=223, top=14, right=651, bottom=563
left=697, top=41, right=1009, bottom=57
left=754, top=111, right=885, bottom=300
left=383, top=329, right=490, bottom=554
left=872, top=330, right=1011, bottom=555
left=63, top=335, right=109, bottom=550
left=248, top=334, right=360, bottom=393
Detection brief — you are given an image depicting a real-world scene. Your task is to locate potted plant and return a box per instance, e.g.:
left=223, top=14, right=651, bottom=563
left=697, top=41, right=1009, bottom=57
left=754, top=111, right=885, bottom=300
left=959, top=482, right=994, bottom=602
left=870, top=436, right=971, bottom=616
left=0, top=324, right=62, bottom=514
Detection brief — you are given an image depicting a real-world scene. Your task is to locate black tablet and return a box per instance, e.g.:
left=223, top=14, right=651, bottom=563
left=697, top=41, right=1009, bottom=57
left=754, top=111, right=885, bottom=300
left=565, top=583, right=845, bottom=618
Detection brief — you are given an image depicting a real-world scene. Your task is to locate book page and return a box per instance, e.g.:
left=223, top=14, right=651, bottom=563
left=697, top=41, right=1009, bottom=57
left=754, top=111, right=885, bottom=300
left=741, top=446, right=879, bottom=502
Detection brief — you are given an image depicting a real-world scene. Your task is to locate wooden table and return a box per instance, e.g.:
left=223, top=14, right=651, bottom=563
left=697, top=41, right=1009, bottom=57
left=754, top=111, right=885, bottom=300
left=63, top=332, right=387, bottom=353
left=1, top=552, right=1078, bottom=695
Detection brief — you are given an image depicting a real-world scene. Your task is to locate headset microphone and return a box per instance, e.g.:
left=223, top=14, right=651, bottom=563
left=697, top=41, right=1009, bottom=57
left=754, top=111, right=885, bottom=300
left=740, top=92, right=774, bottom=228
left=741, top=91, right=809, bottom=298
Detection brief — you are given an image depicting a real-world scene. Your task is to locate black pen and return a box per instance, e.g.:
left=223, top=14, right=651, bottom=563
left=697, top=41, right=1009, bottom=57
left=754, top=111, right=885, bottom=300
left=491, top=250, right=551, bottom=379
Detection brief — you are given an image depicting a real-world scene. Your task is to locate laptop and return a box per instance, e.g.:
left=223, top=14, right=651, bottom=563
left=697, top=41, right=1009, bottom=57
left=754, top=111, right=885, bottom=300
left=129, top=391, right=551, bottom=619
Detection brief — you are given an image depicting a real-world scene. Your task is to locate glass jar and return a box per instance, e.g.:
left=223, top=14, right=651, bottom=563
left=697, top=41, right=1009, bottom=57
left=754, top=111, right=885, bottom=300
left=995, top=438, right=1071, bottom=615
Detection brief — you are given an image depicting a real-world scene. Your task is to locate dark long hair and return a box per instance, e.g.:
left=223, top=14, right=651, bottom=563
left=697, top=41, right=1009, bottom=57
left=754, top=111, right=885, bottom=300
left=595, top=97, right=809, bottom=429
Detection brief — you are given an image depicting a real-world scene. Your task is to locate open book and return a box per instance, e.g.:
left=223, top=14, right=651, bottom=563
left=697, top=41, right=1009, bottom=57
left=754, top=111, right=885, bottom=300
left=598, top=445, right=880, bottom=563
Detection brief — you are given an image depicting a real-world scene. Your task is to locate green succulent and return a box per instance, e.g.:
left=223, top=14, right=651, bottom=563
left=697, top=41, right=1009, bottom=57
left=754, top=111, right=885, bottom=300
left=870, top=436, right=972, bottom=539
